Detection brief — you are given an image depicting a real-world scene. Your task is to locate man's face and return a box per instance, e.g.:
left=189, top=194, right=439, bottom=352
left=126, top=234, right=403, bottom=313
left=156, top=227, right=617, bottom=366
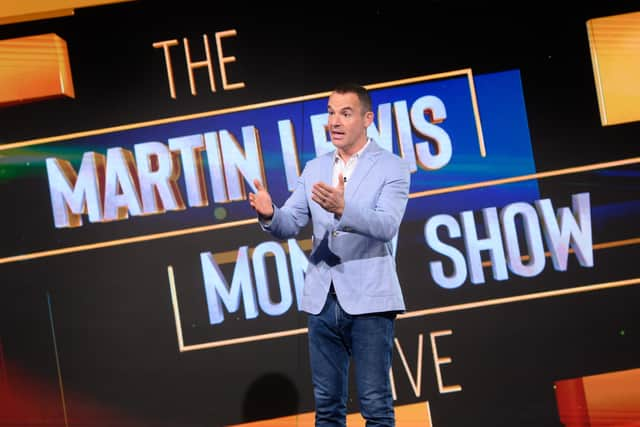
left=327, top=91, right=373, bottom=155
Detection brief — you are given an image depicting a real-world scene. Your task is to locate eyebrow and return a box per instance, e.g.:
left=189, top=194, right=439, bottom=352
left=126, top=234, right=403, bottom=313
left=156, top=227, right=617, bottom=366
left=328, top=105, right=355, bottom=112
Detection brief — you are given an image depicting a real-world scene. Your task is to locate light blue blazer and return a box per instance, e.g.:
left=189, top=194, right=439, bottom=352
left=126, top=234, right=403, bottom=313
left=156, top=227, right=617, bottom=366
left=263, top=140, right=411, bottom=315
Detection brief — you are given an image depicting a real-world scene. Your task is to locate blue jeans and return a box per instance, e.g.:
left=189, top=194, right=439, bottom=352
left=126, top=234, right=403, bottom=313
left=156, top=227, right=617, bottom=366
left=308, top=292, right=396, bottom=427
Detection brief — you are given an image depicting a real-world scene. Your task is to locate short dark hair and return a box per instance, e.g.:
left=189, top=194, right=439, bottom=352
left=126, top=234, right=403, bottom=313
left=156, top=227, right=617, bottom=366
left=332, top=82, right=372, bottom=114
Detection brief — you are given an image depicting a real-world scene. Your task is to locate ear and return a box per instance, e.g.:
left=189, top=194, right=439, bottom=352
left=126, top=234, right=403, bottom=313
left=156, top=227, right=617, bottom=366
left=364, top=111, right=374, bottom=127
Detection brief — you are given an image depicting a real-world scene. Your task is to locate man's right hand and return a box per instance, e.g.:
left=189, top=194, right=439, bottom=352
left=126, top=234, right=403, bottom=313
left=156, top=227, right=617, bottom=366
left=249, top=179, right=274, bottom=219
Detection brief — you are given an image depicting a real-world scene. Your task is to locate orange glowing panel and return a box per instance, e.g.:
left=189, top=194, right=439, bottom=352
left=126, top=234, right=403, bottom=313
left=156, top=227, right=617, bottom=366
left=587, top=11, right=640, bottom=126
left=226, top=401, right=432, bottom=427
left=0, top=1, right=135, bottom=25
left=554, top=367, right=640, bottom=426
left=0, top=33, right=75, bottom=108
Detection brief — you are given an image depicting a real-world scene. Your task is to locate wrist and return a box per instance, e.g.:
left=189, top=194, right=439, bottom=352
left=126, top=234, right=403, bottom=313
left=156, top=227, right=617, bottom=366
left=259, top=212, right=273, bottom=221
left=259, top=205, right=274, bottom=220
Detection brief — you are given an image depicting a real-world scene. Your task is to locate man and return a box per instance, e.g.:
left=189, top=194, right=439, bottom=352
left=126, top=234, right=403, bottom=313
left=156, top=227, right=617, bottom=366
left=249, top=83, right=410, bottom=426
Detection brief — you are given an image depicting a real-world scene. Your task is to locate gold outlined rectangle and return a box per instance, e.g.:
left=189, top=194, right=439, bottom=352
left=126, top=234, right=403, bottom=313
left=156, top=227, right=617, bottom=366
left=587, top=11, right=640, bottom=126
left=0, top=34, right=75, bottom=107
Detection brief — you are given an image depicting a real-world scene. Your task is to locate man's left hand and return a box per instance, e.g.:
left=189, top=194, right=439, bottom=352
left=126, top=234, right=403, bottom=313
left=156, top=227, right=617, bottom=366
left=312, top=173, right=345, bottom=216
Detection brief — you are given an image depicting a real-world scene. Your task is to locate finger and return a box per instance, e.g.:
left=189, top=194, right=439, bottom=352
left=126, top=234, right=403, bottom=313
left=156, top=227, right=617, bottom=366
left=337, top=173, right=345, bottom=189
left=312, top=188, right=329, bottom=203
left=314, top=182, right=332, bottom=192
left=312, top=188, right=329, bottom=201
left=253, top=179, right=264, bottom=191
left=314, top=183, right=333, bottom=197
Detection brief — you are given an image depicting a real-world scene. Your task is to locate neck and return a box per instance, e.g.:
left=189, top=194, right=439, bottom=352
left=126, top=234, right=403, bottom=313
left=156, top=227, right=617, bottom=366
left=338, top=137, right=368, bottom=162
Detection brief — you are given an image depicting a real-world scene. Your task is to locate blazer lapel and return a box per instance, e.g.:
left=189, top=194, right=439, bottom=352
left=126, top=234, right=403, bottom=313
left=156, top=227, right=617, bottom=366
left=344, top=141, right=381, bottom=201
left=315, top=153, right=337, bottom=223
left=319, top=153, right=334, bottom=186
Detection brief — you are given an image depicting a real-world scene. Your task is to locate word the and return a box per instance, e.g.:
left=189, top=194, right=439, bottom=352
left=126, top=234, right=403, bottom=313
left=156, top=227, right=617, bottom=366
left=153, top=30, right=245, bottom=99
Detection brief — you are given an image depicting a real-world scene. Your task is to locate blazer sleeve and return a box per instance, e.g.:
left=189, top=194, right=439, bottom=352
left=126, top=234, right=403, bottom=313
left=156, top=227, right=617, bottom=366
left=262, top=169, right=311, bottom=239
left=337, top=156, right=410, bottom=242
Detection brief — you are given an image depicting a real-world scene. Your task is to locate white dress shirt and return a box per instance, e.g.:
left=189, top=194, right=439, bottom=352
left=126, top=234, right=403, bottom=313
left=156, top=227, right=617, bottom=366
left=332, top=139, right=371, bottom=187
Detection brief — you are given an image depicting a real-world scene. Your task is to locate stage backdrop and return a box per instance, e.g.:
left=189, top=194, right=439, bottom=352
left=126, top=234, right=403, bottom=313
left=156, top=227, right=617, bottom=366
left=1, top=2, right=639, bottom=426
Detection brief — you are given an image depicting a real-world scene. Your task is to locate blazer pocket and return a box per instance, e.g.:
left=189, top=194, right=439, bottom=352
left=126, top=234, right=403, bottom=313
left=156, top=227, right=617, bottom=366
left=360, top=258, right=395, bottom=296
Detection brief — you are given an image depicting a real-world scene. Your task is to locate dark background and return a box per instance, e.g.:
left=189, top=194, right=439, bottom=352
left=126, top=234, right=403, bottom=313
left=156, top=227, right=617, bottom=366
left=1, top=2, right=639, bottom=426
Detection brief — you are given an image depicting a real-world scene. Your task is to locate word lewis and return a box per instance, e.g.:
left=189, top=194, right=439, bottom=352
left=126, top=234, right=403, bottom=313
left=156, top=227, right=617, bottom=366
left=153, top=30, right=245, bottom=99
